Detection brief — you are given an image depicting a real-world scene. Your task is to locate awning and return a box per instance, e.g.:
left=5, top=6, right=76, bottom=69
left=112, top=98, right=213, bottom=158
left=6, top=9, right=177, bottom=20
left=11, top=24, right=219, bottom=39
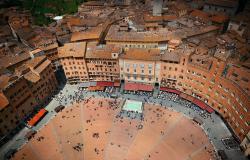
left=160, top=87, right=181, bottom=95
left=180, top=93, right=195, bottom=102
left=192, top=98, right=214, bottom=113
left=88, top=86, right=105, bottom=91
left=124, top=83, right=154, bottom=92
left=114, top=80, right=120, bottom=87
left=138, top=84, right=153, bottom=91
left=124, top=83, right=138, bottom=91
left=89, top=81, right=97, bottom=87
left=96, top=81, right=114, bottom=87
left=114, top=82, right=120, bottom=87
left=192, top=99, right=206, bottom=110
left=79, top=82, right=90, bottom=88
left=27, top=109, right=48, bottom=127
left=205, top=106, right=214, bottom=114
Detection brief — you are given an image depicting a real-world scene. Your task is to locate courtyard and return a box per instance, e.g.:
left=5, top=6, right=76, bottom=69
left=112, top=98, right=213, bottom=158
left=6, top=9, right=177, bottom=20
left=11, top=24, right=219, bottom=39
left=0, top=84, right=247, bottom=160
left=11, top=97, right=216, bottom=160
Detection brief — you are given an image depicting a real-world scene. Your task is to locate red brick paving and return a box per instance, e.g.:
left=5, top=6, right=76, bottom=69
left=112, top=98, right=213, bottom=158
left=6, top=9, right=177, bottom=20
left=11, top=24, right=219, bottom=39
left=12, top=98, right=215, bottom=160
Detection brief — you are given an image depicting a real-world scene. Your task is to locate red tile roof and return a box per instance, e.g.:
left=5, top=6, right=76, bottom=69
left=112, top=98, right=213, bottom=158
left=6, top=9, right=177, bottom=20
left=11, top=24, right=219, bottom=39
left=121, top=48, right=161, bottom=61
left=210, top=15, right=229, bottom=23
left=0, top=93, right=9, bottom=110
left=58, top=42, right=86, bottom=58
left=71, top=26, right=103, bottom=42
left=190, top=9, right=209, bottom=20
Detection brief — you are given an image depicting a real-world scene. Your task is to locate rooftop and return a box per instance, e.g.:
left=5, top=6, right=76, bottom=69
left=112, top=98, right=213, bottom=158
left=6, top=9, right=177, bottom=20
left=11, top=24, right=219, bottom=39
left=0, top=53, right=31, bottom=69
left=26, top=56, right=47, bottom=70
left=121, top=48, right=161, bottom=61
left=58, top=42, right=86, bottom=58
left=85, top=43, right=120, bottom=59
left=105, top=25, right=171, bottom=42
left=161, top=50, right=181, bottom=62
left=24, top=71, right=40, bottom=83
left=205, top=0, right=238, bottom=8
left=71, top=25, right=104, bottom=42
left=0, top=92, right=9, bottom=110
left=0, top=75, right=10, bottom=90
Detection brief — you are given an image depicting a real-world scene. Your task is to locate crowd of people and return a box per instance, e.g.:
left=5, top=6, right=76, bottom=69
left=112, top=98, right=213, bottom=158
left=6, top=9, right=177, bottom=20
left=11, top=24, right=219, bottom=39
left=31, top=85, right=220, bottom=159
left=118, top=110, right=144, bottom=120
left=52, top=85, right=214, bottom=125
left=124, top=90, right=153, bottom=97
left=157, top=91, right=212, bottom=120
left=53, top=89, right=83, bottom=106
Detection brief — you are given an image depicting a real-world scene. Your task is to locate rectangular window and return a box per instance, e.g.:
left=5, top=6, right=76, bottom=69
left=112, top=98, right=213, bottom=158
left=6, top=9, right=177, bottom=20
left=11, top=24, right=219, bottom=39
left=148, top=64, right=153, bottom=69
left=243, top=107, right=248, bottom=112
left=208, top=87, right=212, bottom=91
left=215, top=91, right=219, bottom=96
left=241, top=129, right=245, bottom=134
left=242, top=77, right=249, bottom=82
left=232, top=73, right=238, bottom=77
left=236, top=122, right=239, bottom=127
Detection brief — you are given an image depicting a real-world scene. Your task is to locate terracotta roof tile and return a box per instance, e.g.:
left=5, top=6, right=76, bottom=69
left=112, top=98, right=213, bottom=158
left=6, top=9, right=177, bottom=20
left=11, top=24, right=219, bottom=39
left=210, top=14, right=229, bottom=23
left=205, top=0, right=238, bottom=8
left=0, top=75, right=10, bottom=90
left=105, top=25, right=171, bottom=42
left=121, top=48, right=161, bottom=61
left=190, top=9, right=209, bottom=20
left=161, top=51, right=181, bottom=62
left=85, top=43, right=120, bottom=59
left=24, top=71, right=40, bottom=83
left=0, top=53, right=30, bottom=68
left=34, top=59, right=51, bottom=74
left=26, top=56, right=47, bottom=69
left=58, top=42, right=86, bottom=58
left=0, top=93, right=9, bottom=110
left=70, top=26, right=103, bottom=42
